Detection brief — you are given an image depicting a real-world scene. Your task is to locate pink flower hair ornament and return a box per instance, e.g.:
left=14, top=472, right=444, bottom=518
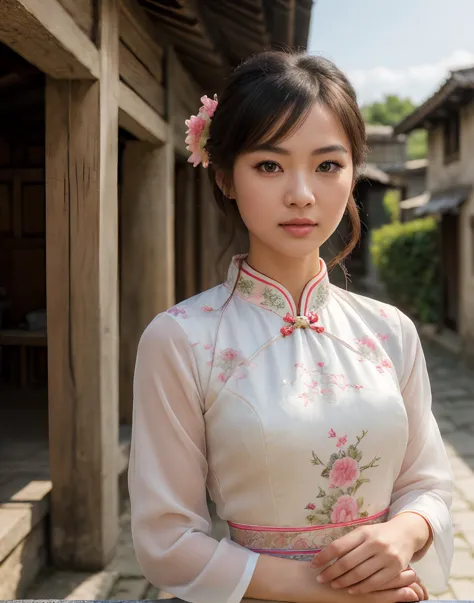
left=185, top=94, right=218, bottom=168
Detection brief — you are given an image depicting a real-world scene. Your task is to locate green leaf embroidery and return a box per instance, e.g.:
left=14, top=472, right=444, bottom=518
left=236, top=277, right=255, bottom=297
left=311, top=452, right=325, bottom=466
left=357, top=496, right=364, bottom=509
left=261, top=287, right=286, bottom=310
left=316, top=486, right=326, bottom=498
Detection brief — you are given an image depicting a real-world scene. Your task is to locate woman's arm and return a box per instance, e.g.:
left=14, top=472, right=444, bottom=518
left=246, top=555, right=423, bottom=603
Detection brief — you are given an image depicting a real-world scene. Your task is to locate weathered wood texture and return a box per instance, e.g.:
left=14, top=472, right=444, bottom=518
left=119, top=41, right=165, bottom=116
left=57, top=0, right=95, bottom=39
left=45, top=0, right=120, bottom=570
left=167, top=47, right=201, bottom=156
left=118, top=82, right=168, bottom=144
left=198, top=172, right=220, bottom=291
left=119, top=140, right=175, bottom=423
left=0, top=0, right=99, bottom=79
left=119, top=0, right=163, bottom=83
left=174, top=161, right=198, bottom=302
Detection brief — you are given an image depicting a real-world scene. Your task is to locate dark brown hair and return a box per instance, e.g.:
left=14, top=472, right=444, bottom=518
left=205, top=50, right=367, bottom=271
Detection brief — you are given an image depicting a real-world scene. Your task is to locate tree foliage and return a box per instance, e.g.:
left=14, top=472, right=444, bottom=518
left=362, top=95, right=427, bottom=160
left=370, top=218, right=441, bottom=323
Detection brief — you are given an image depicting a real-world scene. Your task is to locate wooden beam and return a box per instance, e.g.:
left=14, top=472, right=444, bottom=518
left=119, top=140, right=175, bottom=423
left=0, top=0, right=100, bottom=79
left=119, top=41, right=165, bottom=116
left=118, top=81, right=169, bottom=144
left=45, top=0, right=119, bottom=570
left=119, top=0, right=163, bottom=83
left=57, top=0, right=94, bottom=39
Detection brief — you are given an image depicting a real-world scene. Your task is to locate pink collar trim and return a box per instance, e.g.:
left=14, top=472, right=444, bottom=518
left=225, top=254, right=331, bottom=319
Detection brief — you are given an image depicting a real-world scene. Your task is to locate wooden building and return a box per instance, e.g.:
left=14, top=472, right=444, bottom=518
left=0, top=0, right=314, bottom=597
left=394, top=66, right=474, bottom=359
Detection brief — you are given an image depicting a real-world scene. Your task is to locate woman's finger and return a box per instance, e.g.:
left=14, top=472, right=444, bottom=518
left=347, top=566, right=402, bottom=594
left=365, top=568, right=417, bottom=593
left=378, top=587, right=420, bottom=603
left=415, top=578, right=429, bottom=600
left=312, top=529, right=365, bottom=569
left=331, top=556, right=381, bottom=589
left=317, top=543, right=373, bottom=584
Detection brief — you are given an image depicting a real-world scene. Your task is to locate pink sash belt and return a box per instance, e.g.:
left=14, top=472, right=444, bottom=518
left=228, top=507, right=389, bottom=560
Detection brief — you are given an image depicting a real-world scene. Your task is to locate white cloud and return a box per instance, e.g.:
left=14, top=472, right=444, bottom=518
left=349, top=50, right=474, bottom=106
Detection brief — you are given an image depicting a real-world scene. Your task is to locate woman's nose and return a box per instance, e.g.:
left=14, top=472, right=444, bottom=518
left=283, top=174, right=316, bottom=207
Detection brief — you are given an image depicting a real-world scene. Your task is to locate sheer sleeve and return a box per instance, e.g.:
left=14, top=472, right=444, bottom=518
left=128, top=314, right=259, bottom=603
left=388, top=310, right=454, bottom=592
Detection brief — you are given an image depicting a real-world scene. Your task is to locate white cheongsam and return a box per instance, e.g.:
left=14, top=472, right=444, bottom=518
left=128, top=255, right=453, bottom=603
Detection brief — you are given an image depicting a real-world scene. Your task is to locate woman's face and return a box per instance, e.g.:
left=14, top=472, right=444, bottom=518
left=231, top=103, right=354, bottom=260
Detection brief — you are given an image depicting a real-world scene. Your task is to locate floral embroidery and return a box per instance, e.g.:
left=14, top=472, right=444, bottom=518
left=201, top=305, right=214, bottom=312
left=305, top=429, right=381, bottom=525
left=308, top=281, right=330, bottom=313
left=288, top=362, right=364, bottom=405
left=261, top=286, right=286, bottom=311
left=167, top=306, right=188, bottom=319
left=377, top=333, right=388, bottom=342
left=236, top=276, right=255, bottom=297
left=380, top=308, right=388, bottom=319
left=355, top=336, right=393, bottom=373
left=214, top=347, right=253, bottom=382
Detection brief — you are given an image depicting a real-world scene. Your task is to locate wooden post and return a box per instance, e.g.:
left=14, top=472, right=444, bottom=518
left=45, top=0, right=119, bottom=569
left=198, top=171, right=220, bottom=291
left=119, top=140, right=175, bottom=424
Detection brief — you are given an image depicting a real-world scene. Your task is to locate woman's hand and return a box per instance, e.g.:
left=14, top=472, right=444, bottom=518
left=312, top=514, right=431, bottom=593
left=329, top=571, right=428, bottom=602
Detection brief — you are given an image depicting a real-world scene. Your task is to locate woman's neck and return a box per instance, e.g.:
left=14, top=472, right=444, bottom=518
left=246, top=245, right=321, bottom=312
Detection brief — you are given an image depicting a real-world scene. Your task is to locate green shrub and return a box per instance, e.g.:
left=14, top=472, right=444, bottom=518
left=370, top=217, right=441, bottom=323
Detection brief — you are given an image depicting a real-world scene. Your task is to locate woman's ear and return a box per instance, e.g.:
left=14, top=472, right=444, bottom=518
left=216, top=170, right=235, bottom=200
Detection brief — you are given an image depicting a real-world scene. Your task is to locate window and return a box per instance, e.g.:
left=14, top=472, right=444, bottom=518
left=443, top=110, right=460, bottom=163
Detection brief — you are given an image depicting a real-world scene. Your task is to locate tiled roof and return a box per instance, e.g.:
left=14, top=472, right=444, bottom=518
left=394, top=65, right=474, bottom=135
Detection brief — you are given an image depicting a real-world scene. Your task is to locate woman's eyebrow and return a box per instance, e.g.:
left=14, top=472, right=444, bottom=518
left=249, top=143, right=348, bottom=156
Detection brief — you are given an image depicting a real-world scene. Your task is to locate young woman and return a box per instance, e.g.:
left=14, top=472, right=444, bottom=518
left=128, top=51, right=453, bottom=603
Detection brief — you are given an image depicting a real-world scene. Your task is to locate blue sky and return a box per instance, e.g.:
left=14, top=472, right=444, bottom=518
left=308, top=0, right=474, bottom=106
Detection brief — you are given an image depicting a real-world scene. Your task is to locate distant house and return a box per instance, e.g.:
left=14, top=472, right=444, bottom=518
left=397, top=159, right=428, bottom=222
left=394, top=66, right=474, bottom=358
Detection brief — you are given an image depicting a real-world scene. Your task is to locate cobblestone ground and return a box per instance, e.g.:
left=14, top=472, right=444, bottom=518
left=422, top=337, right=474, bottom=600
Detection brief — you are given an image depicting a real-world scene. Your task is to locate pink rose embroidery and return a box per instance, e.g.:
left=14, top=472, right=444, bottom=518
left=221, top=348, right=240, bottom=361
left=202, top=305, right=214, bottom=313
left=380, top=308, right=388, bottom=318
left=329, top=457, right=360, bottom=489
left=293, top=538, right=309, bottom=550
left=381, top=359, right=392, bottom=369
left=377, top=333, right=388, bottom=342
left=359, top=336, right=376, bottom=350
left=318, top=362, right=325, bottom=368
left=167, top=306, right=187, bottom=318
left=331, top=495, right=359, bottom=523
left=336, top=435, right=348, bottom=448
left=218, top=372, right=229, bottom=383
left=306, top=430, right=380, bottom=527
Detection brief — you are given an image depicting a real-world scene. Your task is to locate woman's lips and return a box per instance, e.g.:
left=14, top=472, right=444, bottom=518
left=280, top=221, right=317, bottom=237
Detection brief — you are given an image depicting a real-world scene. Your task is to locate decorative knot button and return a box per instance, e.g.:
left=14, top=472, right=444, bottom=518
left=280, top=311, right=325, bottom=337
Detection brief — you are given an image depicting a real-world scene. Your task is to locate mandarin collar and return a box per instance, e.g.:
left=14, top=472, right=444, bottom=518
left=225, top=254, right=331, bottom=319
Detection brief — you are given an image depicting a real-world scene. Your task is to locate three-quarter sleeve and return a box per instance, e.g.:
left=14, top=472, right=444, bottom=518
left=128, top=314, right=259, bottom=603
left=388, top=310, right=454, bottom=592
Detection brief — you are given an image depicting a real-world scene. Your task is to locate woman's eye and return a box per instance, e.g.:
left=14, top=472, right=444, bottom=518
left=257, top=161, right=282, bottom=174
left=317, top=161, right=342, bottom=173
